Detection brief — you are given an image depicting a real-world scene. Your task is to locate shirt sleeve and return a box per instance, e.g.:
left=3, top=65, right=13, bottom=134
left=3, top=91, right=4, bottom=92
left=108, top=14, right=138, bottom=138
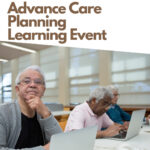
left=38, top=114, right=62, bottom=142
left=102, top=113, right=114, bottom=128
left=65, top=107, right=85, bottom=132
left=0, top=122, right=7, bottom=148
left=117, top=105, right=131, bottom=121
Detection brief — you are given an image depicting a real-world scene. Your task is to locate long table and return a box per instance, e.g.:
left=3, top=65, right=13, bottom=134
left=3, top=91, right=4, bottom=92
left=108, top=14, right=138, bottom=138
left=52, top=110, right=71, bottom=117
left=94, top=125, right=150, bottom=150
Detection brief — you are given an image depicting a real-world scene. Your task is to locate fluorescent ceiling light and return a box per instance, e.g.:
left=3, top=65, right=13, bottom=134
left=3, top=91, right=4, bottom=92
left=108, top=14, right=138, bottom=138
left=0, top=59, right=8, bottom=62
left=1, top=42, right=36, bottom=53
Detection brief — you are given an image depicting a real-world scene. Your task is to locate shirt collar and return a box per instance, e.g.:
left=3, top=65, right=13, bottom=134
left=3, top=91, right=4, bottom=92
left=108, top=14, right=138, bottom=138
left=85, top=101, right=96, bottom=117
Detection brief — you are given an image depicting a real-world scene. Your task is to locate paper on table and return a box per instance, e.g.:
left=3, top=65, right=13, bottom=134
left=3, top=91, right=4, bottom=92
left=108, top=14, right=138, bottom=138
left=116, top=143, right=148, bottom=150
left=94, top=140, right=121, bottom=150
left=94, top=141, right=148, bottom=150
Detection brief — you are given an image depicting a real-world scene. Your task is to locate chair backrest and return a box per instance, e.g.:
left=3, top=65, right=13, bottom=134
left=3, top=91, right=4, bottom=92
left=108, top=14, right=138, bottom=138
left=45, top=103, right=63, bottom=111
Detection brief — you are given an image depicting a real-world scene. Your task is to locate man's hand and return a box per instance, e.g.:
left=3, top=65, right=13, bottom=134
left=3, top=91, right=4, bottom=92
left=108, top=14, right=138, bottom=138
left=122, top=121, right=129, bottom=130
left=97, top=124, right=122, bottom=138
left=43, top=142, right=50, bottom=150
left=26, top=95, right=51, bottom=118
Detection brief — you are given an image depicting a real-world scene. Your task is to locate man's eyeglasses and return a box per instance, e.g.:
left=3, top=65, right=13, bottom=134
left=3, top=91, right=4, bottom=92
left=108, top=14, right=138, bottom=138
left=19, top=78, right=44, bottom=85
left=113, top=93, right=120, bottom=97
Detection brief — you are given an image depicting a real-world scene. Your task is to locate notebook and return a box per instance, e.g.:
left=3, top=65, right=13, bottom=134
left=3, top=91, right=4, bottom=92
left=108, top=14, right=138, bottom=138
left=50, top=126, right=97, bottom=150
left=110, top=109, right=146, bottom=141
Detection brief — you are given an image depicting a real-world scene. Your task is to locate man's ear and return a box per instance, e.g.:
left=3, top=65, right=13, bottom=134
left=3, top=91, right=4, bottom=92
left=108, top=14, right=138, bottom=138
left=42, top=87, right=46, bottom=96
left=91, top=98, right=97, bottom=105
left=15, top=85, right=19, bottom=93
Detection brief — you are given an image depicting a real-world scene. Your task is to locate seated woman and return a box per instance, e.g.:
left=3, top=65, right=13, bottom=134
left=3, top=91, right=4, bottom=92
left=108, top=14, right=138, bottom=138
left=106, top=85, right=131, bottom=125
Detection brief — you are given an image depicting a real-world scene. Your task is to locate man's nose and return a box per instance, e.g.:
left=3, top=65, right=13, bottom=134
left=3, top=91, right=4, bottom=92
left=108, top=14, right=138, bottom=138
left=29, top=80, right=37, bottom=86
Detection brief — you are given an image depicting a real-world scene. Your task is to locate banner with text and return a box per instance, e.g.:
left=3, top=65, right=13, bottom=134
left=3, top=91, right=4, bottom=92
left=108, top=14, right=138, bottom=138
left=0, top=0, right=150, bottom=53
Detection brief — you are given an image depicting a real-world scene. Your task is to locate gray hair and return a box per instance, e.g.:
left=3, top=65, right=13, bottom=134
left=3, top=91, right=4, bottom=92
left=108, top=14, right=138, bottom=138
left=89, top=86, right=114, bottom=102
left=107, top=85, right=119, bottom=93
left=15, top=65, right=45, bottom=86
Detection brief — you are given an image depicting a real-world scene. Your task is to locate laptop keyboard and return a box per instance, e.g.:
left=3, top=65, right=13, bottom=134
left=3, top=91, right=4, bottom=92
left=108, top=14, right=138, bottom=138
left=112, top=130, right=127, bottom=139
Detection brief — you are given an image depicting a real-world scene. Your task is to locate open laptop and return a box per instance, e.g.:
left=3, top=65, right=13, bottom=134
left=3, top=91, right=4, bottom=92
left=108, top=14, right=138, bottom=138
left=50, top=126, right=97, bottom=150
left=110, top=109, right=146, bottom=141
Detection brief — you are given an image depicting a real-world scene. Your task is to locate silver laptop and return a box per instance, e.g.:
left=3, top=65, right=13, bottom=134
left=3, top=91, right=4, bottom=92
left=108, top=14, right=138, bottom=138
left=110, top=109, right=146, bottom=141
left=50, top=126, right=97, bottom=150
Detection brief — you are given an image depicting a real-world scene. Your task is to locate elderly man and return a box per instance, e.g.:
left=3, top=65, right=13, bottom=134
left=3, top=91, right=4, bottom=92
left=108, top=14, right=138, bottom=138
left=106, top=85, right=131, bottom=125
left=65, top=87, right=122, bottom=138
left=0, top=65, right=62, bottom=150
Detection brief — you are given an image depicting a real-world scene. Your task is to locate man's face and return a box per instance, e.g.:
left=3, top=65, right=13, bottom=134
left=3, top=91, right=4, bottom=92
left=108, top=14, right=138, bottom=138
left=92, top=96, right=112, bottom=116
left=112, top=90, right=119, bottom=105
left=15, top=69, right=45, bottom=101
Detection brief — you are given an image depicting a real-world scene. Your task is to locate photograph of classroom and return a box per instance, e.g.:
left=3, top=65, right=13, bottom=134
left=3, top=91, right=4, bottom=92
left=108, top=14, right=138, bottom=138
left=1, top=42, right=150, bottom=150
left=0, top=42, right=150, bottom=131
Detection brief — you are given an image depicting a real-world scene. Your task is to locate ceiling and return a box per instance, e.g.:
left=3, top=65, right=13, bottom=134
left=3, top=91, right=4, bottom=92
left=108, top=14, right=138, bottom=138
left=0, top=42, right=51, bottom=61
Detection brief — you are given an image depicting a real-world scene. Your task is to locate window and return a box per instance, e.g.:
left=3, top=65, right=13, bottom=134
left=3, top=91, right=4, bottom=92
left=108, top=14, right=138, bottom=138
left=18, top=55, right=31, bottom=72
left=2, top=73, right=12, bottom=103
left=40, top=47, right=59, bottom=103
left=1, top=61, right=12, bottom=103
left=112, top=52, right=150, bottom=105
left=0, top=76, right=2, bottom=103
left=69, top=48, right=99, bottom=104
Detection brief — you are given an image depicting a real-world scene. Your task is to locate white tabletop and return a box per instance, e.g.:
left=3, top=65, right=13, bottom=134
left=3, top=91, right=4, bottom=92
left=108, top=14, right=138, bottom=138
left=94, top=125, right=150, bottom=150
left=52, top=111, right=71, bottom=117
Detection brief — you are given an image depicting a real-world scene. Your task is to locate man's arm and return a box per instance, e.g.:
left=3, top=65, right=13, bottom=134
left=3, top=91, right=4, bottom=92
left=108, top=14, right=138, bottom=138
left=26, top=96, right=62, bottom=142
left=96, top=124, right=121, bottom=138
left=38, top=113, right=62, bottom=143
